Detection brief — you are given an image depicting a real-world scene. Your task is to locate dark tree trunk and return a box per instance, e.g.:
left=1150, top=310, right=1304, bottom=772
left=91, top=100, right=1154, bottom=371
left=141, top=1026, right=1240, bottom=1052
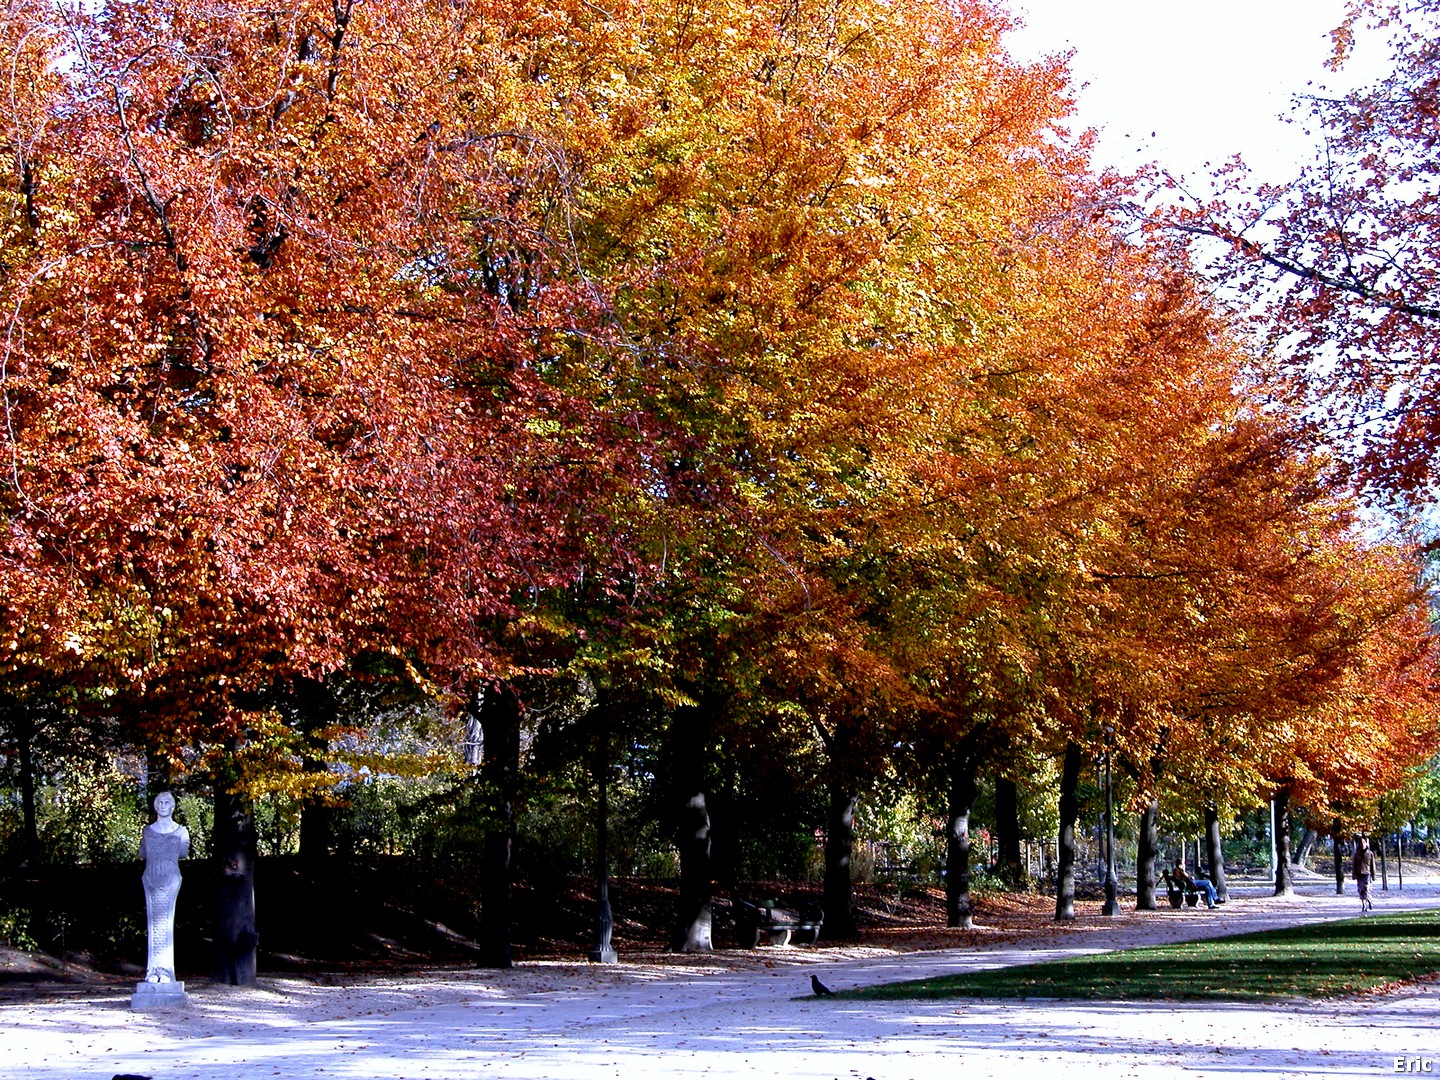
left=1273, top=789, right=1294, bottom=896
left=822, top=785, right=858, bottom=938
left=13, top=709, right=38, bottom=864
left=590, top=705, right=617, bottom=963
left=477, top=682, right=522, bottom=969
left=1332, top=817, right=1345, bottom=895
left=945, top=759, right=978, bottom=928
left=1135, top=798, right=1160, bottom=910
left=709, top=789, right=740, bottom=891
left=292, top=677, right=338, bottom=873
left=213, top=767, right=258, bottom=985
left=993, top=776, right=1024, bottom=886
left=298, top=803, right=332, bottom=872
left=144, top=742, right=172, bottom=804
left=669, top=702, right=715, bottom=953
left=816, top=716, right=861, bottom=941
left=672, top=788, right=713, bottom=952
left=1055, top=741, right=1082, bottom=921
left=1205, top=805, right=1228, bottom=901
left=1379, top=834, right=1389, bottom=890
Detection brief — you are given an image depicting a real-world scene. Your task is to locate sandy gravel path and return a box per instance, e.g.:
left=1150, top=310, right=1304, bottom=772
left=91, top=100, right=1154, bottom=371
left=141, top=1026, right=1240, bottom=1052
left=5, top=878, right=1437, bottom=1080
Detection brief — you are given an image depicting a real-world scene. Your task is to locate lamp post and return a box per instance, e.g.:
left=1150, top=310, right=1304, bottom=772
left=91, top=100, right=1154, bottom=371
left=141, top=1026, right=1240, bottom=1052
left=1101, top=725, right=1119, bottom=916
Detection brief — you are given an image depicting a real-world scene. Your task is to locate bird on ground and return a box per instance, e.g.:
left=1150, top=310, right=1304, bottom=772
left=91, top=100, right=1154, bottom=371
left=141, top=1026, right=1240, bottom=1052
left=811, top=974, right=835, bottom=996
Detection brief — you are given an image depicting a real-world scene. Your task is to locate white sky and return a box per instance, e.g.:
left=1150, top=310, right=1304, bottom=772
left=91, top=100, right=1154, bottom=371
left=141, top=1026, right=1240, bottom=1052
left=1004, top=0, right=1392, bottom=182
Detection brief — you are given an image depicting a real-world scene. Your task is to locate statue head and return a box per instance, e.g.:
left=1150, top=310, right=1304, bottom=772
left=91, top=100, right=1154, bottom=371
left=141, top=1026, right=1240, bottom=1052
left=153, top=791, right=176, bottom=819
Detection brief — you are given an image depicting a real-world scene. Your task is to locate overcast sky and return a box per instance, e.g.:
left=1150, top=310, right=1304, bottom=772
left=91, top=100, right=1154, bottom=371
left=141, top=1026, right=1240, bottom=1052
left=1003, top=0, right=1392, bottom=182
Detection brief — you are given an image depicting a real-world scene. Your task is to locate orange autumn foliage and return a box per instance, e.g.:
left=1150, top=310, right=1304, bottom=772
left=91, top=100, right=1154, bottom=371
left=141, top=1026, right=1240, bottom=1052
left=0, top=0, right=1432, bottom=830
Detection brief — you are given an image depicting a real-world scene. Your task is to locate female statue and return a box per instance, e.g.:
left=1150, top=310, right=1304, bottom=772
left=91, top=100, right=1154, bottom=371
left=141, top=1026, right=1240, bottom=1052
left=139, top=791, right=189, bottom=982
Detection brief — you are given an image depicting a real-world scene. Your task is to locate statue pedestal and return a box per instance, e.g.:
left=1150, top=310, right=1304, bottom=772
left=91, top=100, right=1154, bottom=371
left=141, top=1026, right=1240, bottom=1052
left=131, top=980, right=189, bottom=1010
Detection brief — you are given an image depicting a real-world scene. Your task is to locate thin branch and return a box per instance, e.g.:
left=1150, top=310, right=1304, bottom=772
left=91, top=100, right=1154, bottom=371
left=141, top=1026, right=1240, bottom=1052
left=1170, top=219, right=1440, bottom=323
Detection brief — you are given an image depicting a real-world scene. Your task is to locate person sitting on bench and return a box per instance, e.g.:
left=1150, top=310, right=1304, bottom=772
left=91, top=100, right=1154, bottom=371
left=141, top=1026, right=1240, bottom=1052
left=1173, top=862, right=1219, bottom=908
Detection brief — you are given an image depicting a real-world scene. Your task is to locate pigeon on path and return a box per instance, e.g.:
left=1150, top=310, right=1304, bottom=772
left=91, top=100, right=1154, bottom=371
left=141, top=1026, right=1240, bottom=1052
left=810, top=974, right=835, bottom=996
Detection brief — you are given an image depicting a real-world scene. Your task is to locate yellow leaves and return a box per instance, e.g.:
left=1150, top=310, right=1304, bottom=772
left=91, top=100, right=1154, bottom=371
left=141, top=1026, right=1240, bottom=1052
left=0, top=0, right=1425, bottom=839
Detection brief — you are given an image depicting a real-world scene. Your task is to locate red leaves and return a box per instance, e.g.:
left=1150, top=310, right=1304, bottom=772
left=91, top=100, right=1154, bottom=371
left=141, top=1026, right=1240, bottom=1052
left=0, top=0, right=1432, bottom=824
left=1168, top=0, right=1440, bottom=503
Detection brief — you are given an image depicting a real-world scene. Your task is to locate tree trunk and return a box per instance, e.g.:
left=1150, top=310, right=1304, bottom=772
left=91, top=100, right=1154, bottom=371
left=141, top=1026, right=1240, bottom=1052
left=1292, top=826, right=1318, bottom=866
left=668, top=701, right=714, bottom=953
left=672, top=788, right=713, bottom=952
left=1204, top=805, right=1228, bottom=901
left=815, top=715, right=861, bottom=942
left=1332, top=817, right=1345, bottom=895
left=1055, top=741, right=1081, bottom=921
left=708, top=788, right=740, bottom=892
left=298, top=803, right=332, bottom=872
left=1135, top=798, right=1160, bottom=910
left=1379, top=834, right=1389, bottom=890
left=590, top=705, right=617, bottom=963
left=477, top=682, right=522, bottom=969
left=13, top=709, right=38, bottom=865
left=993, top=776, right=1024, bottom=886
left=292, top=677, right=338, bottom=873
left=945, top=760, right=978, bottom=928
left=213, top=765, right=258, bottom=985
left=1273, top=788, right=1294, bottom=896
left=144, top=742, right=172, bottom=805
left=822, top=785, right=858, bottom=938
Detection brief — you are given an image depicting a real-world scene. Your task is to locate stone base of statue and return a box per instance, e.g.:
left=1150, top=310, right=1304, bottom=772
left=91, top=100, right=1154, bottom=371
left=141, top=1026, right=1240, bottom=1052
left=131, top=980, right=189, bottom=1010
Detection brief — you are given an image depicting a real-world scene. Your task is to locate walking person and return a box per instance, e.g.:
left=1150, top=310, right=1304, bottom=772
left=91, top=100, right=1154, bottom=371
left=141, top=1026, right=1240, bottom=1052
left=1352, top=836, right=1376, bottom=912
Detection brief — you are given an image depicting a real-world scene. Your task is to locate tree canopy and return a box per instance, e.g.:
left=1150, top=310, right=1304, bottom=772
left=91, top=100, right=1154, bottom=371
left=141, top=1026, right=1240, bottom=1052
left=0, top=0, right=1436, bottom=955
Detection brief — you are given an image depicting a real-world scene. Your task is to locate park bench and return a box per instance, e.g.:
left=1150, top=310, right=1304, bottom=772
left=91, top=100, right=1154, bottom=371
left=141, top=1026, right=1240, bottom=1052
left=1160, top=870, right=1203, bottom=908
left=734, top=898, right=824, bottom=948
left=876, top=863, right=922, bottom=884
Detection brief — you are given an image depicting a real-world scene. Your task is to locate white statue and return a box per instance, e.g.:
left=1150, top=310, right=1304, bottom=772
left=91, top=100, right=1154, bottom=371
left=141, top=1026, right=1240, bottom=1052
left=139, top=791, right=189, bottom=983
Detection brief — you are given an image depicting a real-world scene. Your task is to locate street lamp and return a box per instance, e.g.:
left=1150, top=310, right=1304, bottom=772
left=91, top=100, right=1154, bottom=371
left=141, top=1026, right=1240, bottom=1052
left=1101, top=725, right=1119, bottom=916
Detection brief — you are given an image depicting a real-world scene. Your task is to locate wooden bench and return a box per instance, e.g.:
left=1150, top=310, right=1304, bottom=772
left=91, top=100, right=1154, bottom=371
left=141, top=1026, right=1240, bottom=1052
left=1161, top=870, right=1202, bottom=908
left=734, top=899, right=824, bottom=947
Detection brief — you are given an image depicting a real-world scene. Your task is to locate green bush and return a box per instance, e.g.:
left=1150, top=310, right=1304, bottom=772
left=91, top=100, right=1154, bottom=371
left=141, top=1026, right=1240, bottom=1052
left=855, top=791, right=945, bottom=883
left=0, top=904, right=38, bottom=951
left=34, top=765, right=145, bottom=865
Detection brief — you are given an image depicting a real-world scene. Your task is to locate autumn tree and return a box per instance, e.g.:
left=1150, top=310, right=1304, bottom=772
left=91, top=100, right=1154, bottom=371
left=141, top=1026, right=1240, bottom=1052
left=1257, top=540, right=1439, bottom=893
left=7, top=0, right=1437, bottom=968
left=0, top=0, right=664, bottom=975
left=1169, top=0, right=1440, bottom=499
left=496, top=0, right=1099, bottom=943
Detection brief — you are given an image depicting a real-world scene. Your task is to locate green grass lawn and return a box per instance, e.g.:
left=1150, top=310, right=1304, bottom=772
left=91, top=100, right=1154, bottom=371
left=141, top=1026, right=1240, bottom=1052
left=847, top=909, right=1440, bottom=1002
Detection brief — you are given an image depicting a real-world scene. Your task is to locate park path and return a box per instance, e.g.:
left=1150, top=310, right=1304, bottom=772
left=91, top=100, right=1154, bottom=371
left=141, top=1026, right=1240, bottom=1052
left=4, top=879, right=1438, bottom=1080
